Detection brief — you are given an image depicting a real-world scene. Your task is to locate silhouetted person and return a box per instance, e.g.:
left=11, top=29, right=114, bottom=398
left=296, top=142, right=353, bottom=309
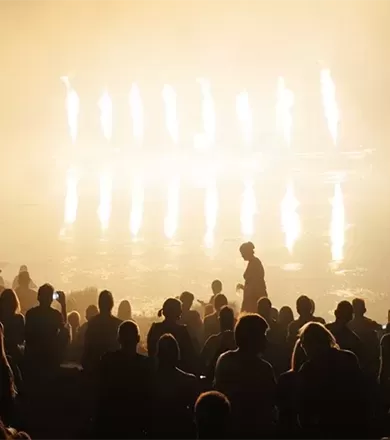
left=210, top=279, right=223, bottom=305
left=270, top=306, right=279, bottom=322
left=257, top=297, right=284, bottom=375
left=350, top=298, right=381, bottom=334
left=96, top=320, right=154, bottom=439
left=350, top=298, right=381, bottom=375
left=201, top=306, right=236, bottom=379
left=24, top=284, right=69, bottom=372
left=195, top=391, right=231, bottom=439
left=297, top=322, right=369, bottom=438
left=257, top=297, right=279, bottom=338
left=378, top=333, right=390, bottom=423
left=215, top=314, right=276, bottom=437
left=67, top=311, right=81, bottom=361
left=277, top=338, right=306, bottom=435
left=12, top=266, right=36, bottom=291
left=326, top=300, right=363, bottom=361
left=238, top=242, right=267, bottom=313
left=147, top=298, right=197, bottom=373
left=67, top=311, right=80, bottom=342
left=180, top=291, right=203, bottom=352
left=152, top=333, right=199, bottom=438
left=15, top=272, right=37, bottom=316
left=204, top=294, right=228, bottom=342
left=117, top=299, right=132, bottom=321
left=278, top=306, right=294, bottom=338
left=287, top=295, right=325, bottom=345
left=82, top=290, right=122, bottom=373
left=0, top=323, right=17, bottom=426
left=0, top=271, right=4, bottom=295
left=77, top=304, right=98, bottom=348
left=0, top=290, right=24, bottom=363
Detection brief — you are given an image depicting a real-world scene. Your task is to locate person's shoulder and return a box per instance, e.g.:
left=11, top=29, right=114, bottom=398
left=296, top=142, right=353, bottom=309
left=138, top=353, right=155, bottom=369
left=150, top=321, right=162, bottom=330
left=87, top=314, right=100, bottom=327
left=50, top=307, right=63, bottom=319
left=217, top=349, right=237, bottom=364
left=111, top=315, right=122, bottom=326
left=204, top=312, right=216, bottom=323
left=100, top=349, right=122, bottom=367
left=313, top=316, right=325, bottom=324
left=336, top=347, right=359, bottom=365
left=204, top=333, right=219, bottom=345
left=381, top=333, right=390, bottom=345
left=176, top=367, right=197, bottom=381
left=258, top=356, right=274, bottom=373
left=288, top=319, right=299, bottom=332
left=15, top=313, right=25, bottom=323
left=364, top=316, right=381, bottom=329
left=101, top=349, right=119, bottom=361
left=25, top=306, right=39, bottom=318
left=325, top=321, right=334, bottom=331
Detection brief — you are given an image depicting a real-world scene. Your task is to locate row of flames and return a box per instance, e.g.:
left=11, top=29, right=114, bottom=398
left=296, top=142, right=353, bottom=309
left=62, top=170, right=345, bottom=262
left=61, top=68, right=340, bottom=148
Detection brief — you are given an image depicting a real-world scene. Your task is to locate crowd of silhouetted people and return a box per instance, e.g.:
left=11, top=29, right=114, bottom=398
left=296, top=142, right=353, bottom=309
left=2, top=265, right=390, bottom=439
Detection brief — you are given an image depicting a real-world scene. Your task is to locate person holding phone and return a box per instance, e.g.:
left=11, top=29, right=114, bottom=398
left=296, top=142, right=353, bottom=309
left=238, top=242, right=267, bottom=313
left=24, top=284, right=69, bottom=373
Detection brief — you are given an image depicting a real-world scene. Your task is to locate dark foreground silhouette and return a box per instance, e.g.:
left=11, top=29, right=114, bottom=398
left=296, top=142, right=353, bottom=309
left=0, top=256, right=389, bottom=439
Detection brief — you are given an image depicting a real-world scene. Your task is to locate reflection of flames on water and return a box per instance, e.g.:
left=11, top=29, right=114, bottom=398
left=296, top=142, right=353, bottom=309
left=164, top=176, right=180, bottom=239
left=129, top=174, right=144, bottom=238
left=330, top=182, right=345, bottom=262
left=98, top=170, right=113, bottom=232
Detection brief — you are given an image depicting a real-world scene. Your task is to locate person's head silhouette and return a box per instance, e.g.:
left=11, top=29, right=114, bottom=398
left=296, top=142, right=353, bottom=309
left=257, top=297, right=272, bottom=321
left=98, top=290, right=114, bottom=315
left=68, top=311, right=80, bottom=329
left=0, top=289, right=20, bottom=316
left=279, top=306, right=294, bottom=327
left=214, top=294, right=228, bottom=313
left=118, top=320, right=140, bottom=352
left=37, top=283, right=54, bottom=308
left=300, top=322, right=338, bottom=359
left=18, top=271, right=31, bottom=288
left=239, top=241, right=255, bottom=261
left=117, top=300, right=132, bottom=321
left=195, top=391, right=231, bottom=439
left=85, top=304, right=99, bottom=322
left=156, top=333, right=180, bottom=368
left=158, top=298, right=182, bottom=323
left=352, top=298, right=366, bottom=318
left=179, top=291, right=194, bottom=313
left=219, top=306, right=234, bottom=332
left=235, top=313, right=268, bottom=355
left=335, top=301, right=353, bottom=325
left=211, top=279, right=222, bottom=296
left=296, top=295, right=312, bottom=319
